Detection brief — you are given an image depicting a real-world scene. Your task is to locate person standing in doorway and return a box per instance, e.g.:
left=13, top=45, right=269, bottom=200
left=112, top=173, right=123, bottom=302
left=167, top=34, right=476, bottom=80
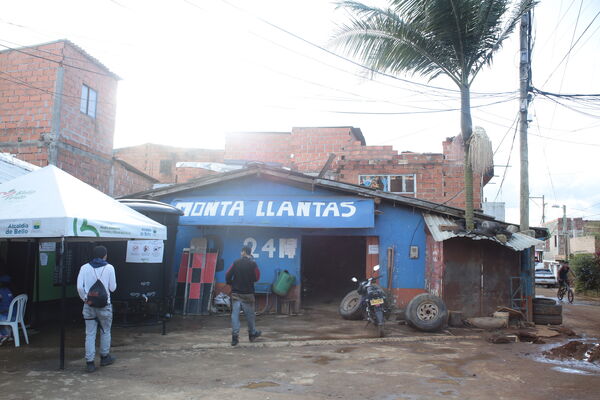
left=226, top=245, right=261, bottom=346
left=76, top=245, right=117, bottom=372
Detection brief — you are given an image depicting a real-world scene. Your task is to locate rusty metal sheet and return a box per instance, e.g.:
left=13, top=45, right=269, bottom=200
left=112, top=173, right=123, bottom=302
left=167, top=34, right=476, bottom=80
left=443, top=237, right=520, bottom=318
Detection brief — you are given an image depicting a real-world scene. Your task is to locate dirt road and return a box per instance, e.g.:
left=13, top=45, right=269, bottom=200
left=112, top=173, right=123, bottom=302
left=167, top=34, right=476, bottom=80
left=1, top=298, right=599, bottom=400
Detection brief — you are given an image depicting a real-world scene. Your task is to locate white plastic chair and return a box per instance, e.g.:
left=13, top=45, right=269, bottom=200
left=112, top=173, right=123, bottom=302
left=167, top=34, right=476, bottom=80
left=0, top=294, right=29, bottom=347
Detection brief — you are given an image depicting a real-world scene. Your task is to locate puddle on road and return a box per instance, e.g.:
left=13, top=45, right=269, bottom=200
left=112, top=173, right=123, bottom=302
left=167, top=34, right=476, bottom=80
left=409, top=345, right=458, bottom=355
left=438, top=389, right=457, bottom=396
left=551, top=367, right=594, bottom=375
left=313, top=355, right=337, bottom=365
left=427, top=353, right=493, bottom=378
left=427, top=378, right=460, bottom=386
left=335, top=347, right=357, bottom=353
left=241, top=381, right=280, bottom=389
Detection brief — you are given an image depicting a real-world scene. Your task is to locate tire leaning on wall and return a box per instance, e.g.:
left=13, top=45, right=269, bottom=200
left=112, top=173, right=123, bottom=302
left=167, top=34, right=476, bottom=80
left=405, top=293, right=448, bottom=332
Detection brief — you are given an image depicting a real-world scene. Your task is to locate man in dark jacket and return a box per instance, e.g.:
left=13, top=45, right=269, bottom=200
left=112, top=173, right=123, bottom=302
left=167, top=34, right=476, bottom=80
left=226, top=245, right=261, bottom=346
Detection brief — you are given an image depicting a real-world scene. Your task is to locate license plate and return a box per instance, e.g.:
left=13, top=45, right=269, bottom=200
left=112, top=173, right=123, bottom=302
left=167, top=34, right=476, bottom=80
left=370, top=298, right=384, bottom=306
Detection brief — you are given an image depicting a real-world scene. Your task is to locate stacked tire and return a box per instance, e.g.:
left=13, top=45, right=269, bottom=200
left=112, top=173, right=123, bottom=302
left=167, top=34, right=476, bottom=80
left=533, top=297, right=562, bottom=325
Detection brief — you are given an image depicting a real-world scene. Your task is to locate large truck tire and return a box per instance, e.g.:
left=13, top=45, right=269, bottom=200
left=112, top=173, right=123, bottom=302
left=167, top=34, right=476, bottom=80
left=406, top=293, right=448, bottom=332
left=339, top=290, right=363, bottom=320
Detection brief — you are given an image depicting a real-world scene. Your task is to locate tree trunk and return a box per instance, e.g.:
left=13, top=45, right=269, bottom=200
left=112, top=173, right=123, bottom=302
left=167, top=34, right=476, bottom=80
left=460, top=85, right=474, bottom=230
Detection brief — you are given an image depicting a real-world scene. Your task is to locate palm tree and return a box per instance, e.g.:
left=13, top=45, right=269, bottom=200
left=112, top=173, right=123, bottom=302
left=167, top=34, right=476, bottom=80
left=332, top=0, right=534, bottom=230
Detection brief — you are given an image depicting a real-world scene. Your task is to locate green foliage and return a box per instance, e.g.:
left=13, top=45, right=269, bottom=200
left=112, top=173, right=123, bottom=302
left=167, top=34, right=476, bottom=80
left=570, top=252, right=600, bottom=292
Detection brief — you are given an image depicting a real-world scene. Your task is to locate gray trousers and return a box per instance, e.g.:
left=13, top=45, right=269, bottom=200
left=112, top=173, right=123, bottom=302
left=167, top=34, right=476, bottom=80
left=82, top=303, right=113, bottom=362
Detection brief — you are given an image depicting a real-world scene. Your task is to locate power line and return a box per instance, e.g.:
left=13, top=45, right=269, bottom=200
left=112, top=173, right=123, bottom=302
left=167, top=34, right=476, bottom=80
left=528, top=132, right=600, bottom=147
left=494, top=116, right=519, bottom=202
left=539, top=7, right=600, bottom=88
left=492, top=113, right=520, bottom=155
left=212, top=0, right=518, bottom=98
left=322, top=97, right=517, bottom=115
left=532, top=87, right=600, bottom=98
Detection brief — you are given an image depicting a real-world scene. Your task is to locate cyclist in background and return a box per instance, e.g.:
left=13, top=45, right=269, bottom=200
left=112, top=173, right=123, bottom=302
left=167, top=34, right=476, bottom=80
left=557, top=262, right=572, bottom=289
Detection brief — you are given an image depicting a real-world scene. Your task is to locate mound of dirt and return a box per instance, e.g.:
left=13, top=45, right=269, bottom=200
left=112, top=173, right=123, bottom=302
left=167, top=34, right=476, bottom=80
left=544, top=341, right=600, bottom=363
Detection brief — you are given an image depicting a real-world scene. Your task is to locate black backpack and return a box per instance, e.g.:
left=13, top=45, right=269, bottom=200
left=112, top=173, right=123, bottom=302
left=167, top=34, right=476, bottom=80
left=86, top=266, right=108, bottom=308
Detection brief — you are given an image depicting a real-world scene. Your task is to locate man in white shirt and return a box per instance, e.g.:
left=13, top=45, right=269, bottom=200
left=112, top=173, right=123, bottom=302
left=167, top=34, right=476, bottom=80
left=76, top=245, right=117, bottom=373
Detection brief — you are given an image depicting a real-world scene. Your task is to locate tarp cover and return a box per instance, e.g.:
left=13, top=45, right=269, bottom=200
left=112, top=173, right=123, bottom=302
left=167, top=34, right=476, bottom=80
left=0, top=165, right=166, bottom=239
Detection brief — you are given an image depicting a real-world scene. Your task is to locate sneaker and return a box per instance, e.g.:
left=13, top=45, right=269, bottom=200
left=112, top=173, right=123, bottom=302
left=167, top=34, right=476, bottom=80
left=249, top=330, right=262, bottom=342
left=231, top=335, right=239, bottom=346
left=86, top=361, right=96, bottom=373
left=100, top=354, right=115, bottom=367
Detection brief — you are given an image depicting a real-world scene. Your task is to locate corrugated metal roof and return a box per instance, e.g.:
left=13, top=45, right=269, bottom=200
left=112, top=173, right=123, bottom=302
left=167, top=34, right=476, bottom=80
left=0, top=153, right=39, bottom=184
left=424, top=213, right=542, bottom=252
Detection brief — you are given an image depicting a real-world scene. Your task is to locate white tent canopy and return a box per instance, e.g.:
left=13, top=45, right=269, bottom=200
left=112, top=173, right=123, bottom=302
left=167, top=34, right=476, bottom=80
left=0, top=165, right=166, bottom=240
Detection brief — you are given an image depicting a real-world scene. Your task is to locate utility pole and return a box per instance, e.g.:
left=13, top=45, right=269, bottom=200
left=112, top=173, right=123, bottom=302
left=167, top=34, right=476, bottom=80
left=519, top=11, right=532, bottom=232
left=562, top=205, right=569, bottom=261
left=529, top=195, right=546, bottom=224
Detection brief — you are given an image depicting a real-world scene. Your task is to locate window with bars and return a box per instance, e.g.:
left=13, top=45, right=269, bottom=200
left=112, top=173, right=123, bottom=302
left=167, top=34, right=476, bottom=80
left=80, top=84, right=97, bottom=118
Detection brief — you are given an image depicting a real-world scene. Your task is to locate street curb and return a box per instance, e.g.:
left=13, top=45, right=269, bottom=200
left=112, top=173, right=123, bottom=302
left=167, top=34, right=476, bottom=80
left=116, top=334, right=482, bottom=352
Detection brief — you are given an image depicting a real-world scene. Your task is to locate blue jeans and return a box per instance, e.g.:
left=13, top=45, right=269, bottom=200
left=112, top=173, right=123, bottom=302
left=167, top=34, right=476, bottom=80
left=0, top=312, right=9, bottom=337
left=82, top=304, right=113, bottom=362
left=231, top=297, right=257, bottom=337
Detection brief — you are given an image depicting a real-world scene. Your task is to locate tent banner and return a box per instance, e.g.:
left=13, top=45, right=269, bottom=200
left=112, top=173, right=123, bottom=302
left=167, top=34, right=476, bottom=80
left=0, top=218, right=164, bottom=239
left=1, top=219, right=51, bottom=237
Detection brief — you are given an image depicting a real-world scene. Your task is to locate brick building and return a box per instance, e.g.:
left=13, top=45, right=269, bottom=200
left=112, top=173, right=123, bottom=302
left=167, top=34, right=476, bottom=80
left=223, top=127, right=487, bottom=209
left=117, top=126, right=490, bottom=210
left=113, top=143, right=224, bottom=184
left=0, top=40, right=155, bottom=196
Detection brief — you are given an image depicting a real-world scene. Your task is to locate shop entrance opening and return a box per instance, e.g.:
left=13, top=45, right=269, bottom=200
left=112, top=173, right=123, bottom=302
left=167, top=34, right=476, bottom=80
left=301, top=236, right=366, bottom=306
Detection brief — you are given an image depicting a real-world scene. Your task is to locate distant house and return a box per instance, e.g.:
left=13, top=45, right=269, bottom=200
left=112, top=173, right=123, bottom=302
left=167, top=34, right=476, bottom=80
left=545, top=218, right=600, bottom=260
left=0, top=39, right=155, bottom=196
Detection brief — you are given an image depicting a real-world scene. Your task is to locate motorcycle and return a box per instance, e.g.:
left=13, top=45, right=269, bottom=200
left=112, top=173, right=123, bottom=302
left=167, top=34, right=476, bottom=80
left=343, top=265, right=391, bottom=337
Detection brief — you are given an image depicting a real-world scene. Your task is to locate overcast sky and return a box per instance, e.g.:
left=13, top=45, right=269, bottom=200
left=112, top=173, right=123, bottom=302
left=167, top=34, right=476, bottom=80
left=2, top=0, right=599, bottom=227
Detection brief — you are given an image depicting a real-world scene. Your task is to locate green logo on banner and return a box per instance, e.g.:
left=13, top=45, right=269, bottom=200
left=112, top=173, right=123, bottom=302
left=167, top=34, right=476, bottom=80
left=73, top=218, right=100, bottom=237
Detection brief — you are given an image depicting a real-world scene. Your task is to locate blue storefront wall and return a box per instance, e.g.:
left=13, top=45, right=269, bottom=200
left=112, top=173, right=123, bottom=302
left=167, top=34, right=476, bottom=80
left=159, top=177, right=427, bottom=298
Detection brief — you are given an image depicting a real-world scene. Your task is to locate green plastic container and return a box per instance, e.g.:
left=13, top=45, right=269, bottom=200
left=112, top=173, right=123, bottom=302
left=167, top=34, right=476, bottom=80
left=272, top=270, right=295, bottom=296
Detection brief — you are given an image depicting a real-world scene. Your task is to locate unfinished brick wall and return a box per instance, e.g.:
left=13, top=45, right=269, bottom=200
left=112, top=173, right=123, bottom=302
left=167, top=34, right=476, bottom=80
left=110, top=161, right=157, bottom=197
left=114, top=143, right=225, bottom=183
left=175, top=166, right=217, bottom=183
left=0, top=42, right=58, bottom=166
left=222, top=127, right=486, bottom=208
left=225, top=132, right=292, bottom=166
left=290, top=127, right=363, bottom=172
left=335, top=135, right=484, bottom=209
left=222, top=127, right=364, bottom=173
